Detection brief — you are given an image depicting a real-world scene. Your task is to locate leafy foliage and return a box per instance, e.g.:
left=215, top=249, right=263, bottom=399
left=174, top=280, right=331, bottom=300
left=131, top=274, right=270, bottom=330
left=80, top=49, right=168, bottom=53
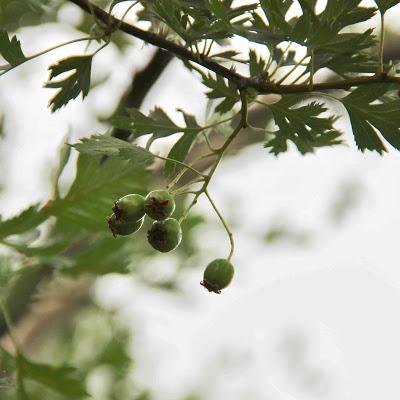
left=340, top=85, right=400, bottom=153
left=49, top=153, right=149, bottom=231
left=110, top=107, right=183, bottom=139
left=0, top=205, right=48, bottom=240
left=3, top=1, right=400, bottom=399
left=17, top=355, right=88, bottom=399
left=202, top=72, right=240, bottom=113
left=265, top=96, right=343, bottom=155
left=45, top=56, right=93, bottom=111
left=139, top=0, right=257, bottom=44
left=71, top=135, right=153, bottom=166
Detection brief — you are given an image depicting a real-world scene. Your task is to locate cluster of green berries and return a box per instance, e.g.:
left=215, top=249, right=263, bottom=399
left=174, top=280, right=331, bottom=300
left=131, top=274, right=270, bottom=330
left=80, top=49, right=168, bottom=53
left=107, top=190, right=235, bottom=293
left=107, top=190, right=182, bottom=253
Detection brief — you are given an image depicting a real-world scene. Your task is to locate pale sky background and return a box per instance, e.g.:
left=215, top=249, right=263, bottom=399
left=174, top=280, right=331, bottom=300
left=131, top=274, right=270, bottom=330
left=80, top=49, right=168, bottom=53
left=1, top=1, right=400, bottom=399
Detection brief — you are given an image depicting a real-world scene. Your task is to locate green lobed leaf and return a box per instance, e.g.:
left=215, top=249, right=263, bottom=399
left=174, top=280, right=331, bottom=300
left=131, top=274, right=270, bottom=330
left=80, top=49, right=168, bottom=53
left=45, top=55, right=93, bottom=112
left=248, top=49, right=269, bottom=78
left=340, top=85, right=400, bottom=153
left=17, top=354, right=88, bottom=399
left=0, top=205, right=49, bottom=240
left=0, top=30, right=26, bottom=66
left=266, top=96, right=343, bottom=155
left=201, top=73, right=240, bottom=114
left=49, top=152, right=149, bottom=231
left=110, top=107, right=182, bottom=139
left=71, top=135, right=154, bottom=166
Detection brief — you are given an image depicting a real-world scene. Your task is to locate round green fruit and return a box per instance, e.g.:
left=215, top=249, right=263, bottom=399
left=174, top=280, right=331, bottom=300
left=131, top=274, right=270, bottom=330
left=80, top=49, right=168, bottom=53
left=107, top=213, right=143, bottom=238
left=201, top=258, right=234, bottom=294
left=113, top=194, right=145, bottom=222
left=147, top=218, right=182, bottom=252
left=144, top=190, right=175, bottom=220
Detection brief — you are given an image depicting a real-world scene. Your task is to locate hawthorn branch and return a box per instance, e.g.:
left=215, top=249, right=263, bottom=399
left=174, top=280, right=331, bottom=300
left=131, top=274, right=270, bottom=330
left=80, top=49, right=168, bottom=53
left=69, top=0, right=400, bottom=93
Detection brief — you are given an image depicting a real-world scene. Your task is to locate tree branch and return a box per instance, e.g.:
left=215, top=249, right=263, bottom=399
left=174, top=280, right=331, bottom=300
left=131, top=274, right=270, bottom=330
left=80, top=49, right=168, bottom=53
left=69, top=0, right=400, bottom=94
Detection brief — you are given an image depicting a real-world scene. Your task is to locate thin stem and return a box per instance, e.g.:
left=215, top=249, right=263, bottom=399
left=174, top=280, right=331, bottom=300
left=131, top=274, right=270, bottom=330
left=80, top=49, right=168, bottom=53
left=145, top=134, right=155, bottom=150
left=172, top=190, right=199, bottom=197
left=289, top=69, right=308, bottom=85
left=178, top=192, right=202, bottom=223
left=276, top=53, right=308, bottom=85
left=204, top=189, right=234, bottom=261
left=378, top=12, right=385, bottom=75
left=145, top=147, right=207, bottom=178
left=118, top=1, right=138, bottom=26
left=0, top=299, right=20, bottom=353
left=178, top=92, right=248, bottom=259
left=309, top=48, right=314, bottom=88
left=269, top=42, right=292, bottom=79
left=0, top=35, right=103, bottom=77
left=92, top=37, right=111, bottom=55
left=247, top=123, right=270, bottom=133
left=265, top=48, right=275, bottom=71
left=205, top=39, right=215, bottom=57
left=202, top=131, right=218, bottom=153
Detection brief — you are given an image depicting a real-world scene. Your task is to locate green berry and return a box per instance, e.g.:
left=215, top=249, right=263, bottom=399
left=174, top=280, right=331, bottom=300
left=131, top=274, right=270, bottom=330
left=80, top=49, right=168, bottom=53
left=107, top=213, right=143, bottom=238
left=147, top=218, right=182, bottom=252
left=113, top=194, right=145, bottom=222
left=201, top=258, right=234, bottom=294
left=144, top=190, right=175, bottom=220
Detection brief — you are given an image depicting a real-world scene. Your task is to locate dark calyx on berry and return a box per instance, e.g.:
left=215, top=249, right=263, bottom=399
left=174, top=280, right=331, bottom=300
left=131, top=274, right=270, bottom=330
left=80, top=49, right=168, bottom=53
left=112, top=194, right=145, bottom=222
left=147, top=218, right=182, bottom=252
left=107, top=213, right=143, bottom=238
left=144, top=190, right=175, bottom=220
left=201, top=258, right=234, bottom=294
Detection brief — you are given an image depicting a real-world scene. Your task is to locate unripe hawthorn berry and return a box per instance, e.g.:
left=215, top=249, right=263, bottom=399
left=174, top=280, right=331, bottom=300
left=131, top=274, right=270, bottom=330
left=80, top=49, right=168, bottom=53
left=144, top=190, right=175, bottom=220
left=201, top=258, right=234, bottom=294
left=147, top=218, right=182, bottom=252
left=112, top=194, right=145, bottom=222
left=107, top=213, right=143, bottom=238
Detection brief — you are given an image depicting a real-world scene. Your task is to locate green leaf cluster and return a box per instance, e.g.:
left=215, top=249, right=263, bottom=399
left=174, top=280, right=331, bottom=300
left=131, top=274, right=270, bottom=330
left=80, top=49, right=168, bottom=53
left=139, top=0, right=257, bottom=45
left=340, top=85, right=400, bottom=153
left=265, top=96, right=343, bottom=155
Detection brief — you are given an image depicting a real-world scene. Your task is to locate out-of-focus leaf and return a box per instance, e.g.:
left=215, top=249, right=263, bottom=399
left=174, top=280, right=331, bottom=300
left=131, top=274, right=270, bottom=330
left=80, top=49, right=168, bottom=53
left=49, top=153, right=148, bottom=231
left=0, top=205, right=48, bottom=240
left=60, top=235, right=132, bottom=276
left=17, top=355, right=88, bottom=399
left=52, top=136, right=72, bottom=198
